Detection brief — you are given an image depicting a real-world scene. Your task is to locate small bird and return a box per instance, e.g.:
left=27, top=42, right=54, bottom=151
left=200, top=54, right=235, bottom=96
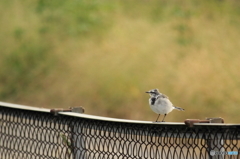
left=146, top=89, right=184, bottom=122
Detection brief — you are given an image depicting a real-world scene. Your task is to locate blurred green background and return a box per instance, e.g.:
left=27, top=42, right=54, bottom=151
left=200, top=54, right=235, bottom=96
left=1, top=0, right=240, bottom=122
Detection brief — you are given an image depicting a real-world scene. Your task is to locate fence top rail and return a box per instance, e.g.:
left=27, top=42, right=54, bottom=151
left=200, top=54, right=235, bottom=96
left=0, top=101, right=50, bottom=113
left=60, top=112, right=240, bottom=126
left=1, top=101, right=240, bottom=126
left=59, top=112, right=184, bottom=125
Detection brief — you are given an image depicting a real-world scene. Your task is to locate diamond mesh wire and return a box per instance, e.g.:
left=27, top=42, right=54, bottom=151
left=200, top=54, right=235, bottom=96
left=0, top=106, right=239, bottom=159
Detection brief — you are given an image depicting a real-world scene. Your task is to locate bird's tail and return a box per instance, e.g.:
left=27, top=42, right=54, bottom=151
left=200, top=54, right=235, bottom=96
left=174, top=106, right=185, bottom=111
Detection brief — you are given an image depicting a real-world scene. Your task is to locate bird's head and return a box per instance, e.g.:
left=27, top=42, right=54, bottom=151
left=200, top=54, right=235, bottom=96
left=146, top=89, right=160, bottom=97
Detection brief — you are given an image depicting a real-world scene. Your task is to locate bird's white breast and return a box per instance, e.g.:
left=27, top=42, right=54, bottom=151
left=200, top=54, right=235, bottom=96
left=149, top=97, right=174, bottom=115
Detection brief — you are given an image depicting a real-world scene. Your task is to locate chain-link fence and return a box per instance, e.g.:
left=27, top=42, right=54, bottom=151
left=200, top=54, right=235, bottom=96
left=0, top=102, right=239, bottom=159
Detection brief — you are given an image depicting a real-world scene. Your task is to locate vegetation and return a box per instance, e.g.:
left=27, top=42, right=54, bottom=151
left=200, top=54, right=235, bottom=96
left=1, top=0, right=240, bottom=122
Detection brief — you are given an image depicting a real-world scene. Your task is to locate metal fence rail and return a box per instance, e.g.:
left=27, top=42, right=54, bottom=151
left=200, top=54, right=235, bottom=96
left=0, top=102, right=239, bottom=159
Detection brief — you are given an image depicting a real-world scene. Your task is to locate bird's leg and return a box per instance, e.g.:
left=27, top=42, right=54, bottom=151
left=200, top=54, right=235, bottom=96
left=162, top=114, right=167, bottom=122
left=155, top=114, right=160, bottom=122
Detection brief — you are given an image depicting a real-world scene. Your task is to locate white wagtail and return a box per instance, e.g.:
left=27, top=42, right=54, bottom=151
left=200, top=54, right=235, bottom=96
left=146, top=89, right=184, bottom=122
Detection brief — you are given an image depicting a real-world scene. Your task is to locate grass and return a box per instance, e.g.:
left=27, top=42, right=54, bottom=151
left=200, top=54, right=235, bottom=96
left=1, top=0, right=240, bottom=122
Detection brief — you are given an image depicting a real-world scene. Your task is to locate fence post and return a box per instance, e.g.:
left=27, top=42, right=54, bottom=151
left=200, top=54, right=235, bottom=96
left=206, top=118, right=225, bottom=159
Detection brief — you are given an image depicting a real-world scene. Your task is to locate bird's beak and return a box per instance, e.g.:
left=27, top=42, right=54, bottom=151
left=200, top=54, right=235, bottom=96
left=146, top=91, right=150, bottom=93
